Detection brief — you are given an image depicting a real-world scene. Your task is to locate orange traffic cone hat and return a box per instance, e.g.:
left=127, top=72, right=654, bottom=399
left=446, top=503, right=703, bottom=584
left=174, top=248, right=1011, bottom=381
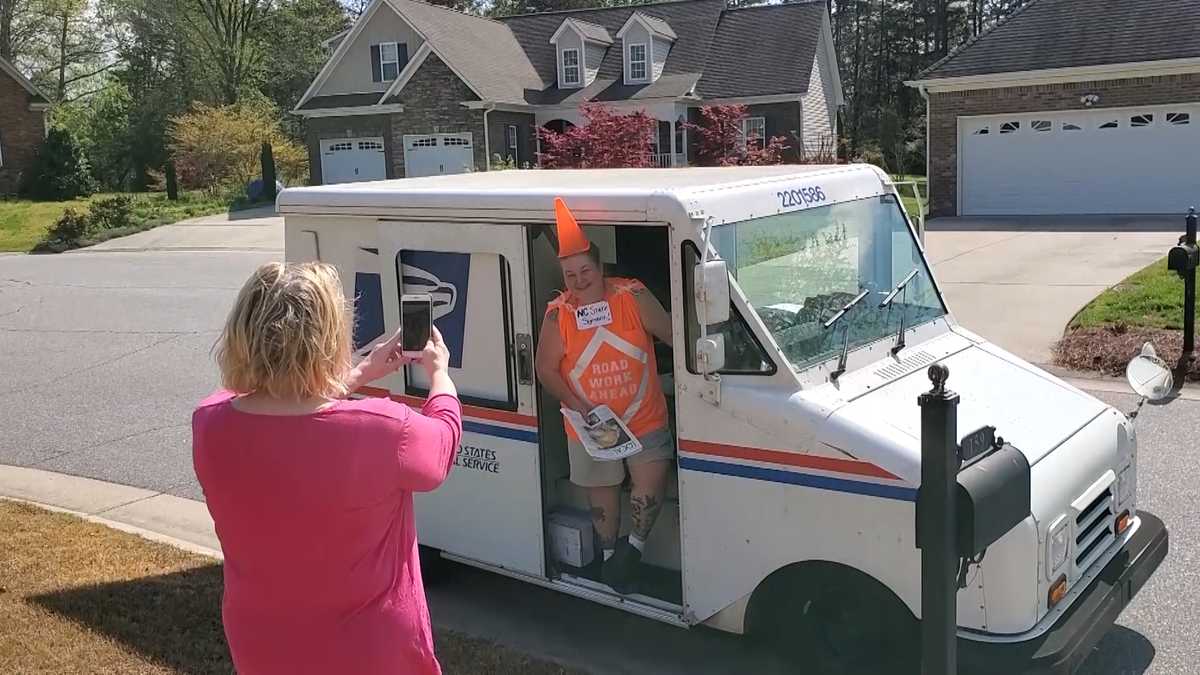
left=555, top=198, right=590, bottom=259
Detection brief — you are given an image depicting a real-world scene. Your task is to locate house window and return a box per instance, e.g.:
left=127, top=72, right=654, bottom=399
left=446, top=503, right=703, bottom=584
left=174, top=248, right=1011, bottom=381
left=562, top=48, right=580, bottom=86
left=1130, top=114, right=1154, bottom=128
left=972, top=126, right=989, bottom=135
left=327, top=141, right=354, bottom=152
left=373, top=42, right=407, bottom=82
left=999, top=121, right=1020, bottom=134
left=505, top=125, right=519, bottom=161
left=358, top=140, right=383, bottom=151
left=741, top=116, right=766, bottom=150
left=443, top=137, right=470, bottom=146
left=1062, top=121, right=1083, bottom=131
left=1031, top=120, right=1051, bottom=133
left=629, top=43, right=647, bottom=81
left=1167, top=112, right=1191, bottom=126
left=1099, top=120, right=1119, bottom=129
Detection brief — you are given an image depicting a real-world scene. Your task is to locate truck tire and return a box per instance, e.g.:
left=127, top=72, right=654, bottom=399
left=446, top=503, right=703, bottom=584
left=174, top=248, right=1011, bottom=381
left=418, top=545, right=446, bottom=585
left=747, top=562, right=918, bottom=675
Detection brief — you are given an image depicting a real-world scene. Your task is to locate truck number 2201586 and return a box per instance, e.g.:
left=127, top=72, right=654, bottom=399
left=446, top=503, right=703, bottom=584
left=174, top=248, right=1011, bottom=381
left=777, top=186, right=827, bottom=210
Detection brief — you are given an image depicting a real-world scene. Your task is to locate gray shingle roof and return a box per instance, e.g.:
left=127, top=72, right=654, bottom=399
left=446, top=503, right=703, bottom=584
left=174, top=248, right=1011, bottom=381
left=695, top=1, right=824, bottom=99
left=629, top=12, right=677, bottom=40
left=567, top=19, right=613, bottom=45
left=299, top=93, right=386, bottom=110
left=919, top=0, right=1200, bottom=80
left=386, top=0, right=545, bottom=105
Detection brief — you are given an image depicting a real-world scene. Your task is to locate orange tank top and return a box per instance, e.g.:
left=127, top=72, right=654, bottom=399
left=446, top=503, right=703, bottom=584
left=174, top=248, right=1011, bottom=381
left=547, top=278, right=669, bottom=440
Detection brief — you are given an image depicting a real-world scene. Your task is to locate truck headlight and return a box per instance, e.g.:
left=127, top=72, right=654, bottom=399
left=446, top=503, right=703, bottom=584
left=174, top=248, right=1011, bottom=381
left=1047, top=518, right=1069, bottom=577
left=1117, top=464, right=1134, bottom=505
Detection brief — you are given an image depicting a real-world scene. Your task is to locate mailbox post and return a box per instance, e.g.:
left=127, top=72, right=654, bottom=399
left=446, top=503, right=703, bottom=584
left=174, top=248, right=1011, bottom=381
left=917, top=364, right=960, bottom=675
left=1168, top=207, right=1199, bottom=371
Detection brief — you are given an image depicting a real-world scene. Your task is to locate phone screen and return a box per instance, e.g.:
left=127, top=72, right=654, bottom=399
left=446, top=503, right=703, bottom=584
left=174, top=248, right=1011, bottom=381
left=401, top=296, right=432, bottom=353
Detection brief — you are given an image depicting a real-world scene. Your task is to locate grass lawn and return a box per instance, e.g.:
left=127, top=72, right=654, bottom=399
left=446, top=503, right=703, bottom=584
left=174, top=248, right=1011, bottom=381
left=0, top=500, right=581, bottom=674
left=1070, top=256, right=1191, bottom=330
left=0, top=191, right=231, bottom=253
left=890, top=175, right=928, bottom=220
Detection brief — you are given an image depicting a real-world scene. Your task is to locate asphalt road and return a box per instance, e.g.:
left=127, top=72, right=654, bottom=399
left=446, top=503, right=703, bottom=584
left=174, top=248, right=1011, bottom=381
left=1, top=248, right=1196, bottom=674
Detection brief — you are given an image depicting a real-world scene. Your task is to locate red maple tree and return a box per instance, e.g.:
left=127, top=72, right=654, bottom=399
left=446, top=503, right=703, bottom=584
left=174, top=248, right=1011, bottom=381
left=687, top=104, right=789, bottom=167
left=538, top=103, right=657, bottom=169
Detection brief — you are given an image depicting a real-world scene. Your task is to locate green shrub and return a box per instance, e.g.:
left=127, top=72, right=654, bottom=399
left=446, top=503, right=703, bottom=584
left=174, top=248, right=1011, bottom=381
left=88, top=195, right=135, bottom=231
left=20, top=128, right=96, bottom=201
left=46, top=208, right=93, bottom=242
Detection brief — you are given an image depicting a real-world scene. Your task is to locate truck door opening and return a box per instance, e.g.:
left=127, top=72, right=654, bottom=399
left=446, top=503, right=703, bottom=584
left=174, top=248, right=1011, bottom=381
left=529, top=222, right=683, bottom=605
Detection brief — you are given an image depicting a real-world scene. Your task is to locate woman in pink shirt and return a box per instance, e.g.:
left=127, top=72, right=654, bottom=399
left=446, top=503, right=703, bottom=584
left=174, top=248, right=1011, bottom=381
left=193, top=262, right=461, bottom=675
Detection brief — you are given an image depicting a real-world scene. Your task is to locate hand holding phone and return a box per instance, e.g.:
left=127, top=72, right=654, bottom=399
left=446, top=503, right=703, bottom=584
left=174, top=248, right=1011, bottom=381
left=400, top=294, right=433, bottom=358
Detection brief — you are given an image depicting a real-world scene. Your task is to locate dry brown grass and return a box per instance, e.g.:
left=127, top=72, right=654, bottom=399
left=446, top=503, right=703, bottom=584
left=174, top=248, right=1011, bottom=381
left=0, top=500, right=581, bottom=675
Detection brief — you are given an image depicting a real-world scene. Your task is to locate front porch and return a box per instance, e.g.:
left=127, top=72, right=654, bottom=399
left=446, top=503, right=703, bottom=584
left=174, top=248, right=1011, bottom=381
left=535, top=101, right=691, bottom=168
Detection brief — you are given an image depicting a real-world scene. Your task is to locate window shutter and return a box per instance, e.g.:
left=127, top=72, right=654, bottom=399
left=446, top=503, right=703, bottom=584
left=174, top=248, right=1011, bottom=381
left=398, top=42, right=409, bottom=71
left=370, top=44, right=382, bottom=83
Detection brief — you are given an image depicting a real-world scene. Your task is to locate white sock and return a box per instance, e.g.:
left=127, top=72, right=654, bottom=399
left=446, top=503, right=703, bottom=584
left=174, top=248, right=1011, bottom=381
left=603, top=548, right=615, bottom=561
left=628, top=533, right=646, bottom=553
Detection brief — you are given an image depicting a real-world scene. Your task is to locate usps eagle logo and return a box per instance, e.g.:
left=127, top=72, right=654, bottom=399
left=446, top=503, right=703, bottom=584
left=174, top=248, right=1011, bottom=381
left=400, top=264, right=457, bottom=320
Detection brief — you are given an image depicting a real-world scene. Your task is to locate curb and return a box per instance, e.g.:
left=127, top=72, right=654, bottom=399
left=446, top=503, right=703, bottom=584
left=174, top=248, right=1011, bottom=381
left=1, top=495, right=223, bottom=559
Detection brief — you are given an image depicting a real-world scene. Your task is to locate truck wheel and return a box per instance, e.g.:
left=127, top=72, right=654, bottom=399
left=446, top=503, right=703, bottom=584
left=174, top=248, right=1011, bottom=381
left=748, top=563, right=918, bottom=675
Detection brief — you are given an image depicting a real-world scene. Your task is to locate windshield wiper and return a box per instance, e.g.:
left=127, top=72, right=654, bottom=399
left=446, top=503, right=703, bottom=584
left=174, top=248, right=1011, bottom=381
left=881, top=267, right=921, bottom=354
left=879, top=268, right=920, bottom=309
left=824, top=289, right=870, bottom=381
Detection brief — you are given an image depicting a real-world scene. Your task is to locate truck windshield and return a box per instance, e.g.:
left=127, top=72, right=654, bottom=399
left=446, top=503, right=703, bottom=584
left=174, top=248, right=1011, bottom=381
left=710, top=195, right=946, bottom=370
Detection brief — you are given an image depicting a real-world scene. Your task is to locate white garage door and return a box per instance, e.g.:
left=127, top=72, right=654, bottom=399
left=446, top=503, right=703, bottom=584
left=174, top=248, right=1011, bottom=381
left=960, top=104, right=1199, bottom=215
left=320, top=137, right=387, bottom=185
left=403, top=133, right=474, bottom=178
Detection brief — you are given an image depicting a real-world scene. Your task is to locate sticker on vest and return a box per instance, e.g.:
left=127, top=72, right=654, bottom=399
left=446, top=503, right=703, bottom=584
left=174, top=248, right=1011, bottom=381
left=575, top=301, right=613, bottom=330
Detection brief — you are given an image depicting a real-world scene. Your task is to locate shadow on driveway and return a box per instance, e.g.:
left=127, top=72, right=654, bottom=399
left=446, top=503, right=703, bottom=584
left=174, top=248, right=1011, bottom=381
left=927, top=215, right=1186, bottom=233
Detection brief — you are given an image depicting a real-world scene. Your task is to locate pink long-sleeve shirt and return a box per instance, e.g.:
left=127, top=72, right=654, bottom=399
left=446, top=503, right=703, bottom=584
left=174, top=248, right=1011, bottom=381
left=192, top=390, right=462, bottom=675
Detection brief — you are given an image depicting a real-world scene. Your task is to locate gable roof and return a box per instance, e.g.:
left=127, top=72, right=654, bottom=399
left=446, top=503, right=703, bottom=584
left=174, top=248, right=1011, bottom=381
left=0, top=55, right=50, bottom=105
left=552, top=18, right=613, bottom=45
left=695, top=1, right=824, bottom=99
left=617, top=12, right=678, bottom=41
left=917, top=0, right=1200, bottom=81
left=385, top=0, right=544, bottom=105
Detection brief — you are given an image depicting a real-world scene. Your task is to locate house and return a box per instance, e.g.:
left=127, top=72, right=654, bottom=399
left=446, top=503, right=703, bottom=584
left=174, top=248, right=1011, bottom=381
left=907, top=0, right=1200, bottom=218
left=0, top=56, right=50, bottom=194
left=294, top=0, right=843, bottom=184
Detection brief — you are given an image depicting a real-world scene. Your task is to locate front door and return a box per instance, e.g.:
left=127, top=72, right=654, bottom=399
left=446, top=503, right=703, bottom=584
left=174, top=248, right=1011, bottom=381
left=377, top=220, right=543, bottom=576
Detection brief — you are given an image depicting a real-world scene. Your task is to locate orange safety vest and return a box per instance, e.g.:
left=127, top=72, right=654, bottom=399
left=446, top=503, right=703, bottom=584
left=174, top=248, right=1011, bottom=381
left=547, top=278, right=669, bottom=441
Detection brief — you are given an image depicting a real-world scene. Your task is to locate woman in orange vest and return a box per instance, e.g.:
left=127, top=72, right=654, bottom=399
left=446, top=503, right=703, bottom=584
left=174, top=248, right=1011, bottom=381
left=537, top=196, right=676, bottom=590
left=535, top=198, right=674, bottom=595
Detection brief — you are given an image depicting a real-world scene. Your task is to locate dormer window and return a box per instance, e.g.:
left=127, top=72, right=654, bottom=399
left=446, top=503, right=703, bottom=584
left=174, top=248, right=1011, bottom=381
left=628, top=43, right=648, bottom=81
left=550, top=18, right=612, bottom=89
left=562, top=48, right=581, bottom=86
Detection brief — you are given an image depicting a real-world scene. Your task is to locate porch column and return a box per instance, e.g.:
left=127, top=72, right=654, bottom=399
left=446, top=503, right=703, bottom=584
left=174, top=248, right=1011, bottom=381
left=669, top=119, right=677, bottom=167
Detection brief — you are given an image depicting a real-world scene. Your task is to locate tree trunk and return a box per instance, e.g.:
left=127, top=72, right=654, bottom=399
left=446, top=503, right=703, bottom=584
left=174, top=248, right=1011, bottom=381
left=56, top=9, right=68, bottom=102
left=0, top=0, right=14, bottom=60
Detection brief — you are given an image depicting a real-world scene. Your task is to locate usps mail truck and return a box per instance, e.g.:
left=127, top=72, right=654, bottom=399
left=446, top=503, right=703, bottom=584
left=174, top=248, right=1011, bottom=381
left=278, top=165, right=1167, bottom=673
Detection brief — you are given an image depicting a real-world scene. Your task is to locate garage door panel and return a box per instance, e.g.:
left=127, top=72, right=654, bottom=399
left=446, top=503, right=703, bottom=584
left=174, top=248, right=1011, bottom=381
left=960, top=104, right=1199, bottom=216
left=403, top=133, right=474, bottom=178
left=320, top=137, right=387, bottom=185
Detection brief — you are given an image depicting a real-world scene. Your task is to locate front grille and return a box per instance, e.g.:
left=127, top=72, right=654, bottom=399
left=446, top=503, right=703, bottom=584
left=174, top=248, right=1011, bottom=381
left=1075, top=487, right=1116, bottom=571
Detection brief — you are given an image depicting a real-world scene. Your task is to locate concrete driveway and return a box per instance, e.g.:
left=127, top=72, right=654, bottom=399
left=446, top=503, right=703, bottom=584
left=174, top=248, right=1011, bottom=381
left=85, top=206, right=282, bottom=253
left=924, top=216, right=1182, bottom=365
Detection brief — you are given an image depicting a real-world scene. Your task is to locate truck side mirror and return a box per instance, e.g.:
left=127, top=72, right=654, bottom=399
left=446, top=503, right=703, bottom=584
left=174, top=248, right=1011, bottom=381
left=695, top=260, right=731, bottom=325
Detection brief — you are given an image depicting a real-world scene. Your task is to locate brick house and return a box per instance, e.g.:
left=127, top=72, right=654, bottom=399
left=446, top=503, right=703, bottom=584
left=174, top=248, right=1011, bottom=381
left=0, top=56, right=50, bottom=195
left=294, top=0, right=843, bottom=184
left=907, top=0, right=1200, bottom=217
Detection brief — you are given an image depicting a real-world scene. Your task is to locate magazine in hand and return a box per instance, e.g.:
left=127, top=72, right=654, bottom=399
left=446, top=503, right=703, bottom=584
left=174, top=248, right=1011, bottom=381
left=561, top=405, right=643, bottom=462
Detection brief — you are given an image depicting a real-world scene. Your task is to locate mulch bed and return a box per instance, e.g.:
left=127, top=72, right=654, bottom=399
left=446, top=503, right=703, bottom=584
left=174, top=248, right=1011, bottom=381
left=1054, top=325, right=1200, bottom=381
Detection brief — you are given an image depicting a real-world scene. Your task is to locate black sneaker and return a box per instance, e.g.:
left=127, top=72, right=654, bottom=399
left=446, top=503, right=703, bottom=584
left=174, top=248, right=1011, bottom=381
left=602, top=538, right=642, bottom=595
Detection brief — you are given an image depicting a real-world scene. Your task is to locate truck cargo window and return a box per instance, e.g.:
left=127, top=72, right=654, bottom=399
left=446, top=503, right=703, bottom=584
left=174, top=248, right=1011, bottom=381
left=682, top=242, right=775, bottom=375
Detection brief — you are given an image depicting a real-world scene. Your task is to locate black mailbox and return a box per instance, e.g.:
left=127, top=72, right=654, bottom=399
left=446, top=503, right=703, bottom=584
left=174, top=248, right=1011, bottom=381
left=955, top=442, right=1030, bottom=557
left=1167, top=243, right=1198, bottom=275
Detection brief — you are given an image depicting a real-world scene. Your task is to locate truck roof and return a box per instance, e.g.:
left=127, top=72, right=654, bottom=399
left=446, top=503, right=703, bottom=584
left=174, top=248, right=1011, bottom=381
left=277, top=165, right=889, bottom=221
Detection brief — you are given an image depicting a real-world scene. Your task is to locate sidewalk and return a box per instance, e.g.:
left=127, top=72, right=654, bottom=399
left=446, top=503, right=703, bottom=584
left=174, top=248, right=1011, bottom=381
left=82, top=206, right=283, bottom=253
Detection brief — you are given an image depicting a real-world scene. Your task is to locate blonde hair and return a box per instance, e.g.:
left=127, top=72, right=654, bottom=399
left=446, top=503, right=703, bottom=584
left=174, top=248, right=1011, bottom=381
left=216, top=262, right=353, bottom=400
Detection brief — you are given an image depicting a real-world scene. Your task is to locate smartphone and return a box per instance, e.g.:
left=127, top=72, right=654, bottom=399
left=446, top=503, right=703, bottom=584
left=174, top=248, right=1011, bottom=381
left=400, top=294, right=433, bottom=357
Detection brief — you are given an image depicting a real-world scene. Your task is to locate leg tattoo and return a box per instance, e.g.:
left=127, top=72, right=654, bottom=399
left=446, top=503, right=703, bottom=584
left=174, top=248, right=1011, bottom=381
left=629, top=493, right=662, bottom=541
left=591, top=505, right=617, bottom=549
